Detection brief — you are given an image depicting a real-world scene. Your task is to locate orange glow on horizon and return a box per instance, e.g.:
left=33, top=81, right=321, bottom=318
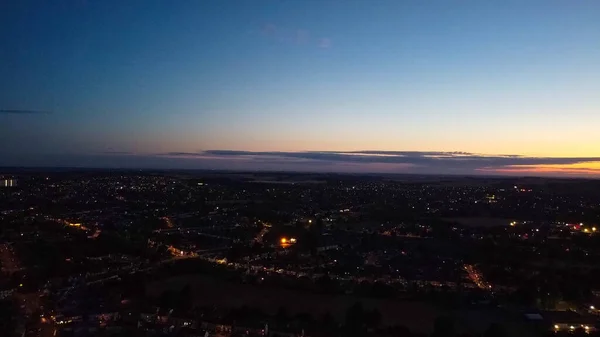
left=145, top=131, right=600, bottom=159
left=479, top=161, right=600, bottom=177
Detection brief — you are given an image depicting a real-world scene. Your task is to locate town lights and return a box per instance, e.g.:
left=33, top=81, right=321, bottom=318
left=280, top=237, right=297, bottom=246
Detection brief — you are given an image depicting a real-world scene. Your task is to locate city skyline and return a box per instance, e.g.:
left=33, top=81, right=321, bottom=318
left=2, top=1, right=600, bottom=177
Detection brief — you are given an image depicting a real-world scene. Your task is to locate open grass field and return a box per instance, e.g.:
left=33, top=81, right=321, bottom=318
left=146, top=274, right=532, bottom=335
left=147, top=274, right=442, bottom=333
left=443, top=217, right=512, bottom=228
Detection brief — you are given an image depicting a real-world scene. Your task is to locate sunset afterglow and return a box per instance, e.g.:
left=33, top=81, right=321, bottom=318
left=2, top=1, right=599, bottom=177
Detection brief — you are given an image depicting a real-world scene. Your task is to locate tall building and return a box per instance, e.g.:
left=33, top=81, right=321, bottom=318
left=0, top=179, right=17, bottom=187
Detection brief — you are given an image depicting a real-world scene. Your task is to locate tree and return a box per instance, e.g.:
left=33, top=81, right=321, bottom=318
left=319, top=311, right=336, bottom=332
left=315, top=274, right=338, bottom=294
left=345, top=302, right=367, bottom=337
left=432, top=316, right=456, bottom=337
left=365, top=308, right=382, bottom=329
left=371, top=282, right=395, bottom=298
left=0, top=300, right=16, bottom=334
left=178, top=284, right=193, bottom=311
left=484, top=323, right=507, bottom=337
left=275, top=306, right=289, bottom=326
left=295, top=312, right=314, bottom=332
left=158, top=289, right=175, bottom=308
left=345, top=302, right=365, bottom=328
left=122, top=272, right=146, bottom=300
left=388, top=325, right=412, bottom=337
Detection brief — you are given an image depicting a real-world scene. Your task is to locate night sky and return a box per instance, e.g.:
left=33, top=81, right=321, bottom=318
left=2, top=1, right=600, bottom=176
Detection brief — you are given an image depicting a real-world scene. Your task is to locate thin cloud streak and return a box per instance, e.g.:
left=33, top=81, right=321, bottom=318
left=199, top=150, right=600, bottom=176
left=98, top=150, right=134, bottom=155
left=0, top=109, right=52, bottom=114
left=198, top=150, right=600, bottom=167
left=6, top=150, right=599, bottom=177
left=89, top=150, right=600, bottom=177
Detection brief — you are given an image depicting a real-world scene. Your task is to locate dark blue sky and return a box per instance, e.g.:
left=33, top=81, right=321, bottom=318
left=2, top=1, right=600, bottom=176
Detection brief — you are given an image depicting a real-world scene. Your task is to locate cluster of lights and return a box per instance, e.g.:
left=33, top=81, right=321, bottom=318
left=554, top=324, right=591, bottom=331
left=280, top=237, right=297, bottom=245
left=575, top=222, right=598, bottom=233
left=0, top=179, right=15, bottom=187
left=56, top=319, right=73, bottom=325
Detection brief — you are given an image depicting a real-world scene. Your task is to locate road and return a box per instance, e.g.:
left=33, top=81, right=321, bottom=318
left=0, top=243, right=21, bottom=274
left=464, top=264, right=492, bottom=291
left=0, top=243, right=51, bottom=336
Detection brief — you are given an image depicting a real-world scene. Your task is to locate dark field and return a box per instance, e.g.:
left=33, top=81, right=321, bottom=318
left=443, top=217, right=513, bottom=228
left=147, top=274, right=529, bottom=335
